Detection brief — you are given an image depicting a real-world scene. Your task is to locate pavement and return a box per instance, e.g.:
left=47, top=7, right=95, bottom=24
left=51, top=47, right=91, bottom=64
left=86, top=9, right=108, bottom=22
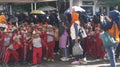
left=0, top=55, right=120, bottom=67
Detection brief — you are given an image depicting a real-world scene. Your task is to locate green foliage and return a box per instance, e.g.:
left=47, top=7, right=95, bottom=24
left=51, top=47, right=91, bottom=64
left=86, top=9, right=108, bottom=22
left=103, top=0, right=120, bottom=11
left=12, top=3, right=31, bottom=12
left=105, top=0, right=120, bottom=6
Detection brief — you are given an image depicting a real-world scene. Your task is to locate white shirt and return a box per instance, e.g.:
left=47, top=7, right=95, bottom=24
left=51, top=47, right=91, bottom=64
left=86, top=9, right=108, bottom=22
left=70, top=21, right=80, bottom=40
left=32, top=37, right=42, bottom=48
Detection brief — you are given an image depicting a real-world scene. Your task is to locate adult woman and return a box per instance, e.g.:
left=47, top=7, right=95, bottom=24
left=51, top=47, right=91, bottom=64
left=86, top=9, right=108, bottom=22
left=100, top=14, right=120, bottom=67
left=59, top=14, right=69, bottom=61
left=70, top=12, right=87, bottom=64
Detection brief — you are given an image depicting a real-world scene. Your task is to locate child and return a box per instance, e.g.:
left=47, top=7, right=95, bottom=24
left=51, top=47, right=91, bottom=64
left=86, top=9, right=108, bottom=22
left=30, top=29, right=42, bottom=67
left=45, top=25, right=55, bottom=62
left=41, top=25, right=47, bottom=60
left=3, top=30, right=22, bottom=66
left=22, top=30, right=32, bottom=63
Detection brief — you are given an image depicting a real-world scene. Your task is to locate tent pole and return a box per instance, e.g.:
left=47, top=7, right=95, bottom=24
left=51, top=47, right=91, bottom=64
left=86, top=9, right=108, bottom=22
left=34, top=2, right=37, bottom=10
left=9, top=4, right=12, bottom=15
left=70, top=0, right=73, bottom=14
left=31, top=3, right=33, bottom=11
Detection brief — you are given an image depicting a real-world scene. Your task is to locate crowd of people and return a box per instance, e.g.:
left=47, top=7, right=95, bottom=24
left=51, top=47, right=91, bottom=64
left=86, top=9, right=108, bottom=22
left=0, top=9, right=119, bottom=67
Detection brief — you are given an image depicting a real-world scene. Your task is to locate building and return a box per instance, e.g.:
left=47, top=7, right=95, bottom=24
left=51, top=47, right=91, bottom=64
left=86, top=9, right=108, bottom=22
left=0, top=0, right=110, bottom=16
left=73, top=0, right=109, bottom=16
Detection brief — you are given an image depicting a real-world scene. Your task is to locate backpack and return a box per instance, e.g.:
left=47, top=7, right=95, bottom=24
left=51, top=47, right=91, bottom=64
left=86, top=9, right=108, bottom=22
left=100, top=31, right=115, bottom=47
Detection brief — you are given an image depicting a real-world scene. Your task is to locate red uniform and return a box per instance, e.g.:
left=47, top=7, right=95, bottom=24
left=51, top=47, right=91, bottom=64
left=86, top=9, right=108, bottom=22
left=3, top=33, right=23, bottom=64
left=0, top=33, right=5, bottom=60
left=3, top=42, right=21, bottom=63
left=41, top=32, right=47, bottom=59
left=45, top=32, right=55, bottom=60
left=30, top=34, right=42, bottom=65
left=16, top=33, right=24, bottom=61
left=92, top=33, right=106, bottom=58
left=22, top=33, right=31, bottom=61
left=82, top=32, right=106, bottom=58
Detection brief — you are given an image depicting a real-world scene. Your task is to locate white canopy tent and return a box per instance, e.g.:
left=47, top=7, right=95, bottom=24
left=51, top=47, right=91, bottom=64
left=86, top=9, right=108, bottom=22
left=69, top=0, right=73, bottom=14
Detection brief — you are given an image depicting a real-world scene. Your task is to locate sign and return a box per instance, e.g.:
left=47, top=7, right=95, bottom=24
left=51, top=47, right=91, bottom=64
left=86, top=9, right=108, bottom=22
left=81, top=6, right=93, bottom=16
left=82, top=1, right=94, bottom=5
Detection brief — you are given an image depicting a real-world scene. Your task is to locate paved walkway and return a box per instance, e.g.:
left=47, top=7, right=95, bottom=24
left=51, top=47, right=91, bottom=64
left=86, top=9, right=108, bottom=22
left=0, top=55, right=120, bottom=67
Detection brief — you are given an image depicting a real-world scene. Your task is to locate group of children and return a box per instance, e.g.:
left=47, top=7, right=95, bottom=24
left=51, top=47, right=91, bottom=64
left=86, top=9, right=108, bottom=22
left=0, top=23, right=56, bottom=67
left=0, top=21, right=108, bottom=67
left=0, top=11, right=119, bottom=67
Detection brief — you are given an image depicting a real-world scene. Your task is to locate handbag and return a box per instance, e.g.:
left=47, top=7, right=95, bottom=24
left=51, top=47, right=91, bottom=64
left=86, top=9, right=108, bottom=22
left=100, top=31, right=116, bottom=47
left=72, top=42, right=83, bottom=56
left=78, top=27, right=87, bottom=39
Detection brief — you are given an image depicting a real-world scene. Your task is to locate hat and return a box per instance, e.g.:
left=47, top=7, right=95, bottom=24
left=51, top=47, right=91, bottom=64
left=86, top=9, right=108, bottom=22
left=4, top=24, right=11, bottom=32
left=47, top=25, right=53, bottom=29
left=95, top=27, right=100, bottom=31
left=0, top=24, right=6, bottom=28
left=33, top=29, right=40, bottom=34
left=26, top=29, right=31, bottom=33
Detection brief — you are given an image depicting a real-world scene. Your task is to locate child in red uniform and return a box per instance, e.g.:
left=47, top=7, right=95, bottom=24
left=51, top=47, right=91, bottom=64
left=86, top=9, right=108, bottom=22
left=0, top=29, right=5, bottom=61
left=45, top=25, right=55, bottom=62
left=41, top=25, right=48, bottom=60
left=30, top=29, right=43, bottom=67
left=3, top=30, right=22, bottom=66
left=22, top=30, right=32, bottom=63
left=92, top=28, right=106, bottom=58
left=0, top=27, right=5, bottom=60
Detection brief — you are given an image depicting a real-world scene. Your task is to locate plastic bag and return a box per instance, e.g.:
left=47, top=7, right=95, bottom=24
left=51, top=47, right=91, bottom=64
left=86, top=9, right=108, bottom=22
left=72, top=43, right=83, bottom=56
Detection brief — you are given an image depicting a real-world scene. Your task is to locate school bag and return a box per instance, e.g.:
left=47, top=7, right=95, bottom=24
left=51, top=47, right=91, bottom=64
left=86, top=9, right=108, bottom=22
left=100, top=31, right=116, bottom=47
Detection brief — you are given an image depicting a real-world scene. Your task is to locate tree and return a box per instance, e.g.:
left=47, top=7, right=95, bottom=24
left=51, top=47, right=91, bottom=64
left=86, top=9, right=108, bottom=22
left=57, top=0, right=69, bottom=13
left=102, top=0, right=120, bottom=11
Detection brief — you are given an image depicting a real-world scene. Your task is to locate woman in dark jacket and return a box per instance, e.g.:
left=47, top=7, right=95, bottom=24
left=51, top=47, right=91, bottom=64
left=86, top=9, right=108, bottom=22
left=59, top=14, right=70, bottom=61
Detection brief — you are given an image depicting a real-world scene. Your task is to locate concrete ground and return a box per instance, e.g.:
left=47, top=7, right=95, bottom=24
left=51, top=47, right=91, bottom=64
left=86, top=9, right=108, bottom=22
left=0, top=55, right=120, bottom=67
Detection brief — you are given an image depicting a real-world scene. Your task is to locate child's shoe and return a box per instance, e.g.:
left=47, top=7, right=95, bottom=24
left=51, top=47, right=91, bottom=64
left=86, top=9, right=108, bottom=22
left=47, top=59, right=51, bottom=62
left=51, top=59, right=54, bottom=62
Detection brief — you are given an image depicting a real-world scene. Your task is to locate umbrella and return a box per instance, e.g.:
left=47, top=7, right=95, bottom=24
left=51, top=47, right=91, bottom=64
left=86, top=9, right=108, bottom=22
left=64, top=6, right=85, bottom=13
left=30, top=10, right=45, bottom=14
left=38, top=6, right=57, bottom=11
left=72, top=6, right=85, bottom=12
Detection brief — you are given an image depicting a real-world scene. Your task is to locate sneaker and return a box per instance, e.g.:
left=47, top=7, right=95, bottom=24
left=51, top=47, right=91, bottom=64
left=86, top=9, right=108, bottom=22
left=14, top=62, right=19, bottom=65
left=79, top=59, right=87, bottom=64
left=60, top=57, right=69, bottom=61
left=2, top=63, right=9, bottom=67
left=69, top=54, right=73, bottom=57
left=47, top=59, right=51, bottom=62
left=28, top=62, right=32, bottom=65
left=51, top=59, right=54, bottom=62
left=83, top=57, right=87, bottom=61
left=71, top=61, right=79, bottom=65
left=31, top=64, right=37, bottom=67
left=43, top=57, right=47, bottom=60
left=54, top=52, right=57, bottom=55
left=57, top=52, right=60, bottom=55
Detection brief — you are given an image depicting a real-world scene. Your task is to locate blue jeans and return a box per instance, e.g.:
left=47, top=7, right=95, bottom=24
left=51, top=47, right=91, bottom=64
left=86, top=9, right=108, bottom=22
left=105, top=43, right=118, bottom=67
